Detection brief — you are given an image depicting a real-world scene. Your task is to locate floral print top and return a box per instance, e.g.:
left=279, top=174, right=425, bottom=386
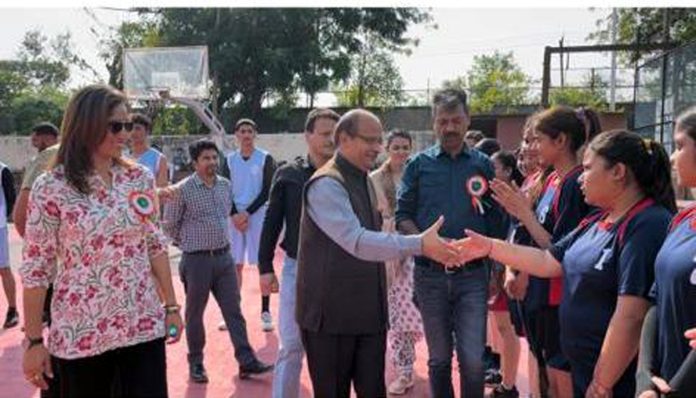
left=21, top=163, right=168, bottom=359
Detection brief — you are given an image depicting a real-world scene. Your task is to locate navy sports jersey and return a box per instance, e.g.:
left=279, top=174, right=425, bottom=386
left=652, top=205, right=696, bottom=382
left=526, top=166, right=591, bottom=310
left=550, top=198, right=672, bottom=396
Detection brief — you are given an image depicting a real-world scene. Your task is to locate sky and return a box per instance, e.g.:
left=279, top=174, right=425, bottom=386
left=0, top=7, right=629, bottom=103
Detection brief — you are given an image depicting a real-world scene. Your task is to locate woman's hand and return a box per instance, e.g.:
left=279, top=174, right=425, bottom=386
left=453, top=229, right=493, bottom=264
left=685, top=327, right=696, bottom=349
left=165, top=312, right=185, bottom=344
left=490, top=179, right=534, bottom=222
left=651, top=376, right=672, bottom=394
left=586, top=379, right=613, bottom=398
left=504, top=269, right=529, bottom=300
left=23, top=344, right=52, bottom=390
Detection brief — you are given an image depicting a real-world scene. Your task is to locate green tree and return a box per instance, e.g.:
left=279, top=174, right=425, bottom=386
left=147, top=8, right=430, bottom=118
left=9, top=87, right=69, bottom=134
left=335, top=35, right=405, bottom=108
left=443, top=51, right=531, bottom=114
left=549, top=72, right=608, bottom=109
left=589, top=8, right=696, bottom=63
left=17, top=29, right=98, bottom=87
left=0, top=29, right=83, bottom=134
left=97, top=20, right=161, bottom=89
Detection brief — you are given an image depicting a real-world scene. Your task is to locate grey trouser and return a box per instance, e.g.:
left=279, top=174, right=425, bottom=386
left=180, top=249, right=256, bottom=367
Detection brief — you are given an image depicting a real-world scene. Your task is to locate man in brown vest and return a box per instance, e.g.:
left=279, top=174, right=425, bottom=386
left=296, top=109, right=460, bottom=397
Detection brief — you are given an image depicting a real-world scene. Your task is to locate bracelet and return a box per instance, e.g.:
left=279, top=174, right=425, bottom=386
left=25, top=336, right=44, bottom=350
left=591, top=378, right=611, bottom=395
left=164, top=304, right=180, bottom=314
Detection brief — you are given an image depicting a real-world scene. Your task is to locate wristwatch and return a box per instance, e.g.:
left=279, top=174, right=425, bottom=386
left=24, top=336, right=44, bottom=350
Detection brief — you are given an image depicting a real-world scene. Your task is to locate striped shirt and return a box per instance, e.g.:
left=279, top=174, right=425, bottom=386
left=163, top=173, right=232, bottom=253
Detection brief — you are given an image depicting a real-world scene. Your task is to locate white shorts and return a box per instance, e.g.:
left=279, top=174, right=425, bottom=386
left=230, top=206, right=267, bottom=266
left=0, top=227, right=9, bottom=268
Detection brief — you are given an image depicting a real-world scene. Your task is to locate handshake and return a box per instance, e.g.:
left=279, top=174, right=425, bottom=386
left=419, top=216, right=493, bottom=268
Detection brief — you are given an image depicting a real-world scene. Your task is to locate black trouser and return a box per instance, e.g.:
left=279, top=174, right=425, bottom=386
left=301, top=329, right=386, bottom=398
left=53, top=338, right=167, bottom=398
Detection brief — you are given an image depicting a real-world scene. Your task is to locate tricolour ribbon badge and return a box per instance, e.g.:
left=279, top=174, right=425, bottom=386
left=466, top=175, right=488, bottom=215
left=129, top=191, right=156, bottom=221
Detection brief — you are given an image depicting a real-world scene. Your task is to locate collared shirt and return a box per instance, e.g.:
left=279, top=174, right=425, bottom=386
left=21, top=163, right=168, bottom=359
left=306, top=165, right=422, bottom=262
left=163, top=173, right=232, bottom=253
left=258, top=156, right=316, bottom=274
left=395, top=144, right=507, bottom=266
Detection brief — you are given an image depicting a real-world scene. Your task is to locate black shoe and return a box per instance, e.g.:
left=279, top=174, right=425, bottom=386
left=3, top=307, right=19, bottom=329
left=484, top=369, right=503, bottom=386
left=239, top=359, right=274, bottom=379
left=189, top=363, right=209, bottom=383
left=491, top=384, right=519, bottom=398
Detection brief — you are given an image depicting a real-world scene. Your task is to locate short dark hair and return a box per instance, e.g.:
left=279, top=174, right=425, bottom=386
left=32, top=122, right=59, bottom=137
left=475, top=138, right=501, bottom=157
left=188, top=139, right=219, bottom=161
left=234, top=118, right=257, bottom=132
left=432, top=88, right=469, bottom=116
left=465, top=130, right=485, bottom=143
left=305, top=108, right=340, bottom=133
left=131, top=113, right=152, bottom=129
left=386, top=129, right=412, bottom=147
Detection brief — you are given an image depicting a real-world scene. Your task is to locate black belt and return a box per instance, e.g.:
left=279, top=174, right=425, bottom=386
left=185, top=245, right=230, bottom=257
left=417, top=258, right=487, bottom=274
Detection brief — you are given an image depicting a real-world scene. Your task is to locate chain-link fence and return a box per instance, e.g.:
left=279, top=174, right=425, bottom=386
left=634, top=41, right=696, bottom=153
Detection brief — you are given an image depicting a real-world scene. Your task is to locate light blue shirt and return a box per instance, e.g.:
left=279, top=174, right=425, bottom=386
left=306, top=176, right=422, bottom=262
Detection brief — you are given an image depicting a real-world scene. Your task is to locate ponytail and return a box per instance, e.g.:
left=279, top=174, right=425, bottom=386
left=535, top=105, right=601, bottom=153
left=588, top=130, right=676, bottom=213
left=576, top=106, right=602, bottom=143
left=642, top=139, right=677, bottom=213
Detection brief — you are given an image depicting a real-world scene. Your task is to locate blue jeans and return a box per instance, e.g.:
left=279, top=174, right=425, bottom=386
left=272, top=257, right=304, bottom=398
left=414, top=263, right=488, bottom=398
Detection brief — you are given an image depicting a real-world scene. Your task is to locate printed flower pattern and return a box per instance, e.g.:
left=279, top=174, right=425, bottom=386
left=21, top=163, right=169, bottom=359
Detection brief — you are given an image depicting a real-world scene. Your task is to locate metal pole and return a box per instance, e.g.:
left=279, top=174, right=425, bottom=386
left=659, top=8, right=671, bottom=143
left=610, top=8, right=618, bottom=111
left=541, top=46, right=552, bottom=107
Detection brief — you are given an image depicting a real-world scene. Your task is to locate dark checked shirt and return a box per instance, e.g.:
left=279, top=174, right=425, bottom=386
left=163, top=173, right=232, bottom=253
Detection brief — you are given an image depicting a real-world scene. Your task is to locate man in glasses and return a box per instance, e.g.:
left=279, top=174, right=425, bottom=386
left=296, top=109, right=461, bottom=397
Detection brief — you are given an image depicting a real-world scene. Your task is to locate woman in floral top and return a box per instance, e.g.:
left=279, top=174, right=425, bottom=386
left=21, top=84, right=183, bottom=397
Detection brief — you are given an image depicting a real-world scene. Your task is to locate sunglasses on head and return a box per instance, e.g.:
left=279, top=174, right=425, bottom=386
left=108, top=121, right=134, bottom=134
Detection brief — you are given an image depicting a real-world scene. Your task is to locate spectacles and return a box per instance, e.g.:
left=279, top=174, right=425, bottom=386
left=389, top=145, right=411, bottom=151
left=354, top=133, right=383, bottom=146
left=108, top=121, right=134, bottom=134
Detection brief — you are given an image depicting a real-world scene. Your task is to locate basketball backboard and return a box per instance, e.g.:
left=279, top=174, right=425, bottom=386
left=123, top=46, right=209, bottom=100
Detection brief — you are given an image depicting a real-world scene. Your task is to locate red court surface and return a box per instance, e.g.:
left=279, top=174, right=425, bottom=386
left=0, top=225, right=531, bottom=398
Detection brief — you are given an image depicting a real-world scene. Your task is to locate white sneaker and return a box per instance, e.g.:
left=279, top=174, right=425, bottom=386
left=218, top=321, right=228, bottom=331
left=261, top=311, right=274, bottom=332
left=388, top=374, right=414, bottom=395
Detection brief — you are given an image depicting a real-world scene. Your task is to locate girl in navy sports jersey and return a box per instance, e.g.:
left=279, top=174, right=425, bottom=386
left=457, top=129, right=676, bottom=398
left=491, top=106, right=600, bottom=397
left=637, top=107, right=696, bottom=398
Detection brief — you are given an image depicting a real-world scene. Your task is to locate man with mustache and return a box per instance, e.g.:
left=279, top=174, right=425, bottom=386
left=163, top=139, right=273, bottom=384
left=396, top=89, right=508, bottom=398
left=296, top=109, right=461, bottom=397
